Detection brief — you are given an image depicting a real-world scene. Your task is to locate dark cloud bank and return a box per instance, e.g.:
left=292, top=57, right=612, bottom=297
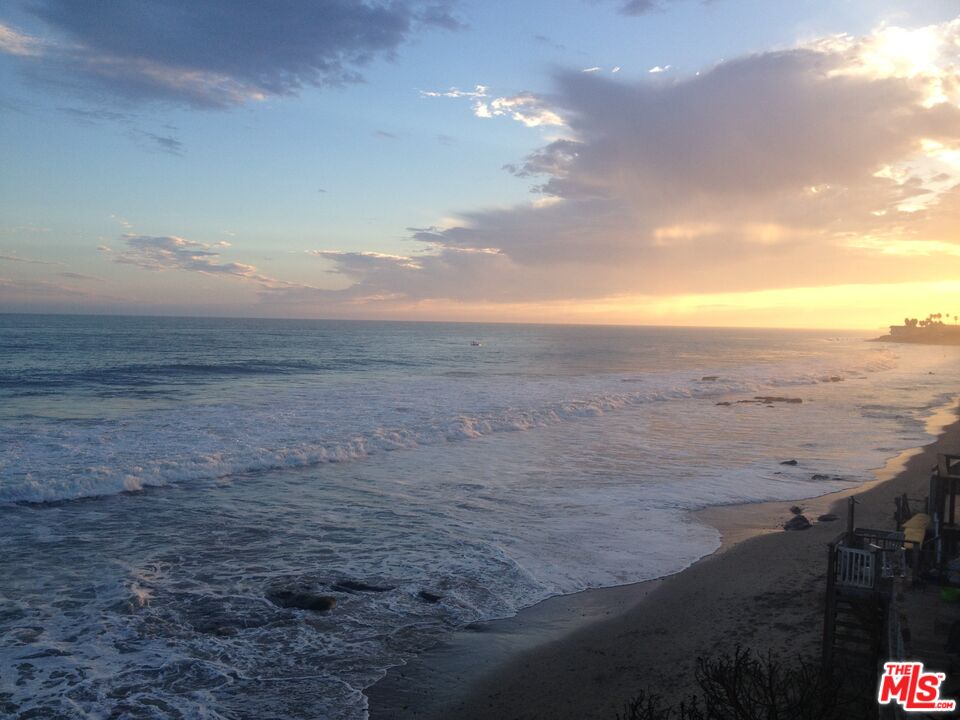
left=15, top=0, right=463, bottom=107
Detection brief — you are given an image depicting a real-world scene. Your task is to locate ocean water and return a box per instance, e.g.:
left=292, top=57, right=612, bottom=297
left=1, top=315, right=958, bottom=719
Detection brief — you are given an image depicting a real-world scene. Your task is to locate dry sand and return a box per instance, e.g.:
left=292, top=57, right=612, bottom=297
left=368, top=402, right=959, bottom=720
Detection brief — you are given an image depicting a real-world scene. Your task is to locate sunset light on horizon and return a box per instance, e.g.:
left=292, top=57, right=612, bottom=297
left=2, top=1, right=959, bottom=327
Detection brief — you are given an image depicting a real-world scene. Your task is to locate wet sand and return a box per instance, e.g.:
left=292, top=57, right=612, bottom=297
left=367, top=402, right=959, bottom=719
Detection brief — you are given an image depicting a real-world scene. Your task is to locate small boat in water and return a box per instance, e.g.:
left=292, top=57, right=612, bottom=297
left=470, top=340, right=482, bottom=347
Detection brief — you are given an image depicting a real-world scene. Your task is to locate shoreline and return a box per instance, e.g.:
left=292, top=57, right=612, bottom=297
left=367, top=399, right=960, bottom=719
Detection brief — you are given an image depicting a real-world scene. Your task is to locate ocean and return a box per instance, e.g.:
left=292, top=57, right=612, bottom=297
left=1, top=314, right=958, bottom=719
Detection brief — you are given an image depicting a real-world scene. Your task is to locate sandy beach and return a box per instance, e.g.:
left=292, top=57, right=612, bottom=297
left=368, top=401, right=960, bottom=719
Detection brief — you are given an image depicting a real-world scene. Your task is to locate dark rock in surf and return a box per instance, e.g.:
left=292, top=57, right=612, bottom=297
left=784, top=515, right=812, bottom=531
left=332, top=580, right=395, bottom=594
left=789, top=505, right=803, bottom=515
left=701, top=376, right=719, bottom=381
left=185, top=595, right=276, bottom=633
left=811, top=474, right=830, bottom=481
left=780, top=459, right=798, bottom=466
left=418, top=590, right=444, bottom=604
left=266, top=586, right=337, bottom=612
left=715, top=401, right=732, bottom=406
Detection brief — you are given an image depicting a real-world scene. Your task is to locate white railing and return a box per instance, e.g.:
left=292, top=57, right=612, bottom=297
left=836, top=546, right=875, bottom=588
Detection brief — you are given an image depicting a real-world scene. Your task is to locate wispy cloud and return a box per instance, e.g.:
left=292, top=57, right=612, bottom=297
left=0, top=224, right=51, bottom=235
left=592, top=0, right=709, bottom=17
left=58, top=105, right=184, bottom=155
left=419, top=84, right=488, bottom=98
left=0, top=251, right=60, bottom=265
left=114, top=235, right=260, bottom=278
left=129, top=129, right=184, bottom=155
left=57, top=106, right=132, bottom=123
left=0, top=22, right=43, bottom=57
left=533, top=34, right=566, bottom=51
left=110, top=234, right=318, bottom=293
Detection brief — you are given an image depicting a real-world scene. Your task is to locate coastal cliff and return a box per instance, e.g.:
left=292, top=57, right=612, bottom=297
left=874, top=324, right=960, bottom=345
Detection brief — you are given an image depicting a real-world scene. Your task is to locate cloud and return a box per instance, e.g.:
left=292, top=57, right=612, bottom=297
left=533, top=34, right=566, bottom=51
left=648, top=64, right=671, bottom=73
left=419, top=84, right=488, bottom=98
left=311, top=20, right=960, bottom=306
left=58, top=105, right=185, bottom=154
left=593, top=0, right=705, bottom=16
left=111, top=234, right=324, bottom=302
left=0, top=224, right=51, bottom=235
left=473, top=92, right=565, bottom=127
left=2, top=1, right=462, bottom=108
left=309, top=249, right=424, bottom=270
left=59, top=271, right=100, bottom=280
left=112, top=234, right=315, bottom=293
left=0, top=252, right=60, bottom=265
left=0, top=276, right=86, bottom=296
left=374, top=130, right=399, bottom=139
left=58, top=106, right=131, bottom=123
left=422, top=84, right=565, bottom=129
left=0, top=22, right=42, bottom=56
left=130, top=129, right=183, bottom=155
left=114, top=234, right=255, bottom=275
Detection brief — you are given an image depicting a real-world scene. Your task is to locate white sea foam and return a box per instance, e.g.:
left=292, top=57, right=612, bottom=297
left=0, top=349, right=903, bottom=504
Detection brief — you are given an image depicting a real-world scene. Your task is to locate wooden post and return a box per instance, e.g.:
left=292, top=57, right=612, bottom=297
left=949, top=477, right=956, bottom=526
left=846, top=497, right=857, bottom=544
left=822, top=541, right=837, bottom=671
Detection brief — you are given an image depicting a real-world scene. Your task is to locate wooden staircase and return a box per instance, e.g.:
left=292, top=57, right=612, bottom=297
left=821, top=523, right=904, bottom=675
left=825, top=593, right=885, bottom=673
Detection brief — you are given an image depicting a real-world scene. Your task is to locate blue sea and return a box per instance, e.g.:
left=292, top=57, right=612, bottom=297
left=1, top=315, right=958, bottom=719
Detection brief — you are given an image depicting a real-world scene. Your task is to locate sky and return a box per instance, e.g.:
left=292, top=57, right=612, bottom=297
left=1, top=0, right=959, bottom=328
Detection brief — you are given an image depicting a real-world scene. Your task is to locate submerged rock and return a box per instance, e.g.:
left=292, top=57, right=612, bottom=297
left=265, top=586, right=337, bottom=612
left=701, top=375, right=719, bottom=381
left=811, top=474, right=830, bottom=481
left=184, top=595, right=277, bottom=634
left=418, top=590, right=444, bottom=604
left=780, top=459, right=799, bottom=466
left=784, top=515, right=812, bottom=531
